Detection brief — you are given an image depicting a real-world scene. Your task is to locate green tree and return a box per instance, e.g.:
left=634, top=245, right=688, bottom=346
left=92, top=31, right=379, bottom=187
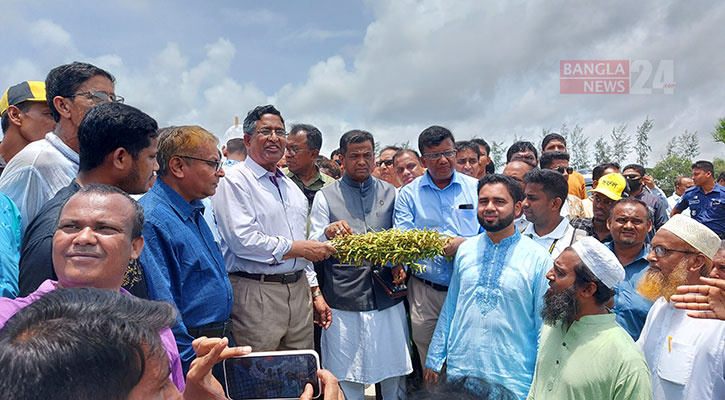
left=678, top=130, right=700, bottom=161
left=711, top=117, right=725, bottom=145
left=490, top=140, right=506, bottom=172
left=714, top=157, right=725, bottom=177
left=610, top=124, right=630, bottom=166
left=568, top=124, right=590, bottom=169
left=594, top=136, right=613, bottom=165
left=634, top=116, right=653, bottom=166
left=650, top=155, right=692, bottom=196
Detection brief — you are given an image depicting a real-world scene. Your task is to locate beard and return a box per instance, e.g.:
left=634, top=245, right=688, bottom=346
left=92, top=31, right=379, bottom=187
left=541, top=286, right=580, bottom=326
left=478, top=210, right=515, bottom=232
left=117, top=163, right=145, bottom=195
left=637, top=258, right=689, bottom=301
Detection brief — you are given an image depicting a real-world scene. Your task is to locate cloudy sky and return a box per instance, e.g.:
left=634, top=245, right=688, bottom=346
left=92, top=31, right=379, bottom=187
left=2, top=0, right=724, bottom=167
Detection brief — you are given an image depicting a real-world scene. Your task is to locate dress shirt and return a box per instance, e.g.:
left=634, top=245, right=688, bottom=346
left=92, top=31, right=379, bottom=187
left=0, top=279, right=185, bottom=391
left=606, top=242, right=653, bottom=340
left=675, top=183, right=725, bottom=235
left=0, top=132, right=78, bottom=232
left=0, top=193, right=21, bottom=298
left=569, top=217, right=612, bottom=243
left=283, top=167, right=335, bottom=207
left=394, top=171, right=480, bottom=286
left=426, top=230, right=552, bottom=399
left=212, top=158, right=316, bottom=286
left=637, top=297, right=725, bottom=400
left=666, top=193, right=687, bottom=215
left=527, top=314, right=651, bottom=400
left=139, top=178, right=233, bottom=372
left=522, top=216, right=576, bottom=259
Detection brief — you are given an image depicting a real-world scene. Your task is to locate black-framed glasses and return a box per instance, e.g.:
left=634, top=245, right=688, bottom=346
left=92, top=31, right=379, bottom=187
left=422, top=150, right=456, bottom=161
left=554, top=166, right=574, bottom=174
left=286, top=146, right=309, bottom=156
left=255, top=128, right=288, bottom=137
left=652, top=245, right=697, bottom=258
left=69, top=90, right=124, bottom=104
left=375, top=159, right=394, bottom=167
left=176, top=155, right=222, bottom=172
left=623, top=174, right=641, bottom=181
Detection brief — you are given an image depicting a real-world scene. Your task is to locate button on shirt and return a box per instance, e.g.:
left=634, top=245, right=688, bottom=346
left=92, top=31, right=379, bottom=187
left=212, top=158, right=316, bottom=286
left=394, top=171, right=480, bottom=286
left=606, top=242, right=653, bottom=341
left=675, top=184, right=725, bottom=235
left=139, top=179, right=233, bottom=372
left=0, top=132, right=78, bottom=232
left=523, top=216, right=576, bottom=259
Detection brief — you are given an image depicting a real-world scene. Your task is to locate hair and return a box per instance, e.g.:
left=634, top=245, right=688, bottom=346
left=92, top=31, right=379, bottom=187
left=505, top=141, right=538, bottom=163
left=522, top=169, right=568, bottom=210
left=225, top=138, right=247, bottom=156
left=242, top=105, right=284, bottom=135
left=315, top=155, right=341, bottom=179
left=45, top=62, right=115, bottom=122
left=392, top=149, right=421, bottom=164
left=1, top=100, right=35, bottom=133
left=455, top=140, right=481, bottom=158
left=471, top=138, right=490, bottom=156
left=720, top=239, right=725, bottom=252
left=573, top=261, right=616, bottom=306
left=330, top=148, right=342, bottom=159
left=57, top=184, right=144, bottom=239
left=156, top=125, right=219, bottom=177
left=539, top=151, right=569, bottom=169
left=622, top=163, right=646, bottom=177
left=0, top=287, right=176, bottom=400
left=486, top=161, right=495, bottom=174
left=717, top=171, right=725, bottom=183
left=408, top=376, right=516, bottom=400
left=691, top=160, right=715, bottom=176
left=418, top=125, right=455, bottom=154
left=339, top=129, right=375, bottom=155
left=592, top=162, right=620, bottom=181
left=609, top=197, right=652, bottom=224
left=77, top=102, right=158, bottom=172
left=380, top=145, right=401, bottom=156
left=288, top=123, right=323, bottom=151
left=478, top=173, right=524, bottom=203
left=541, top=133, right=567, bottom=151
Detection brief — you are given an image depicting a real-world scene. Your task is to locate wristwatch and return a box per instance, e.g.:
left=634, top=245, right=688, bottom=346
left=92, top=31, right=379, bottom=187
left=311, top=289, right=322, bottom=298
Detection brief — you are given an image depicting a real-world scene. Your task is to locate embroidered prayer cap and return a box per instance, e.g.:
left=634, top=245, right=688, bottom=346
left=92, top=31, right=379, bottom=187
left=570, top=236, right=624, bottom=289
left=591, top=173, right=627, bottom=201
left=659, top=214, right=720, bottom=259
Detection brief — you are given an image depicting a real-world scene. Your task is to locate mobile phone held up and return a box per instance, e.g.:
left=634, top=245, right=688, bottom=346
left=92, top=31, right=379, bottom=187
left=223, top=350, right=321, bottom=400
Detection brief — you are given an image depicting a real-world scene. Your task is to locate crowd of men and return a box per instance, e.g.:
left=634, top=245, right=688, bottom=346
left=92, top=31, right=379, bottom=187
left=0, top=61, right=724, bottom=400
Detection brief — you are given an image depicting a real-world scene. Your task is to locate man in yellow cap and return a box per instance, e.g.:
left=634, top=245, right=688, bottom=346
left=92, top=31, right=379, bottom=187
left=0, top=81, right=55, bottom=177
left=570, top=173, right=628, bottom=242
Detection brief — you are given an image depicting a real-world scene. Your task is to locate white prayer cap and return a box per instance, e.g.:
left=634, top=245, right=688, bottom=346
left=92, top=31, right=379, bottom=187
left=659, top=214, right=720, bottom=259
left=221, top=124, right=245, bottom=144
left=570, top=236, right=625, bottom=289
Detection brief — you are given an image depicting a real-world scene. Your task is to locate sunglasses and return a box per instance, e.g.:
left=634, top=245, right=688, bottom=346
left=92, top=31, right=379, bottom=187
left=375, top=159, right=394, bottom=167
left=554, top=166, right=573, bottom=174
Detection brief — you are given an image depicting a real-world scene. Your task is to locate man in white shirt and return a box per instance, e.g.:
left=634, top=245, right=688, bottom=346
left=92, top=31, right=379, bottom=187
left=522, top=168, right=583, bottom=258
left=0, top=62, right=119, bottom=231
left=636, top=214, right=725, bottom=399
left=666, top=175, right=694, bottom=214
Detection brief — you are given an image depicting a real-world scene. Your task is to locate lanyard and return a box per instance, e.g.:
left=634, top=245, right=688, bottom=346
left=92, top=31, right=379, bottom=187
left=527, top=233, right=559, bottom=254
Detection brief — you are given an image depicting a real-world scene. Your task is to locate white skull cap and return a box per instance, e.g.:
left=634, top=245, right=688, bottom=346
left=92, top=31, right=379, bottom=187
left=660, top=214, right=720, bottom=259
left=570, top=236, right=625, bottom=289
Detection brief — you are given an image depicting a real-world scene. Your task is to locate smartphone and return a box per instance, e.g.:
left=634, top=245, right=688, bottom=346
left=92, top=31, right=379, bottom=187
left=223, top=349, right=321, bottom=400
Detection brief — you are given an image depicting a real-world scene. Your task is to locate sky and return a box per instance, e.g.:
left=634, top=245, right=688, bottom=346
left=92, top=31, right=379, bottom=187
left=2, top=0, right=724, bottom=167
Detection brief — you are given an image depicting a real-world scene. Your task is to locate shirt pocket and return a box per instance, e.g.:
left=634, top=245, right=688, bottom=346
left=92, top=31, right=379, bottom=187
left=454, top=208, right=479, bottom=236
left=656, top=340, right=696, bottom=386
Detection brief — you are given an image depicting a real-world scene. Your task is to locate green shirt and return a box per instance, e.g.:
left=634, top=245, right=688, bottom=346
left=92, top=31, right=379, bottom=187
left=528, top=313, right=652, bottom=400
left=283, top=167, right=335, bottom=207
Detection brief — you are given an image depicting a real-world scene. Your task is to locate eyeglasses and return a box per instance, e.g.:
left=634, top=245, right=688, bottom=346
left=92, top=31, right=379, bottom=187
left=456, top=157, right=479, bottom=166
left=286, top=147, right=309, bottom=156
left=554, top=166, right=573, bottom=174
left=422, top=150, right=456, bottom=161
left=176, top=155, right=222, bottom=172
left=69, top=90, right=124, bottom=104
left=375, top=159, right=394, bottom=167
left=623, top=174, right=641, bottom=180
left=255, top=129, right=288, bottom=137
left=652, top=245, right=697, bottom=258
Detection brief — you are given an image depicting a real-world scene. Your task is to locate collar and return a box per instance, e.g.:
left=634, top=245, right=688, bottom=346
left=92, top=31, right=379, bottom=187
left=341, top=172, right=374, bottom=190
left=285, top=167, right=324, bottom=185
left=46, top=132, right=80, bottom=164
left=483, top=228, right=522, bottom=247
left=420, top=170, right=462, bottom=191
left=524, top=216, right=570, bottom=240
left=155, top=178, right=205, bottom=221
left=606, top=241, right=650, bottom=265
left=571, top=313, right=616, bottom=327
left=246, top=157, right=284, bottom=180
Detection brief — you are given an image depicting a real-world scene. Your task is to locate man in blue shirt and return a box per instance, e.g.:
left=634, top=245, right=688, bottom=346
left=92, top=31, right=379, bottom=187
left=139, top=125, right=233, bottom=374
left=672, top=160, right=725, bottom=237
left=606, top=197, right=653, bottom=340
left=424, top=174, right=551, bottom=399
left=394, top=125, right=480, bottom=369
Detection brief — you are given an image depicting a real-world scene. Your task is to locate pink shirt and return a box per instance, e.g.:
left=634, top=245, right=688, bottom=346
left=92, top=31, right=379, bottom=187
left=0, top=280, right=185, bottom=391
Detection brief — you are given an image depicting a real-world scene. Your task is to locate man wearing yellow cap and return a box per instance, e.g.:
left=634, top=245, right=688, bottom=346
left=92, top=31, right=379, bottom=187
left=0, top=81, right=55, bottom=177
left=636, top=215, right=725, bottom=400
left=570, top=173, right=628, bottom=242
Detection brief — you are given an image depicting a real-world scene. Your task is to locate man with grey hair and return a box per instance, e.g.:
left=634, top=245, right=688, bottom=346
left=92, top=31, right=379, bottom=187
left=636, top=215, right=725, bottom=400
